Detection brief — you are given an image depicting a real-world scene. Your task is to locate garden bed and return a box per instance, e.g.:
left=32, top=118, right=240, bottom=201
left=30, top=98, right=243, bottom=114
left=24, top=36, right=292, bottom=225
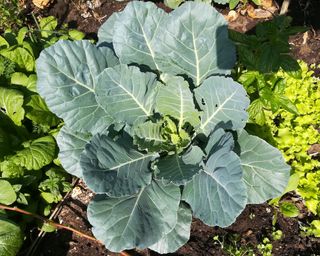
left=15, top=0, right=320, bottom=255
left=28, top=181, right=320, bottom=256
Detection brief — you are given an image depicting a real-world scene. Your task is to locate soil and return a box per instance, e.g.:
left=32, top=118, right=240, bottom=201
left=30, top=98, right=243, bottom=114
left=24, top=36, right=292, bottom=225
left=19, top=0, right=320, bottom=255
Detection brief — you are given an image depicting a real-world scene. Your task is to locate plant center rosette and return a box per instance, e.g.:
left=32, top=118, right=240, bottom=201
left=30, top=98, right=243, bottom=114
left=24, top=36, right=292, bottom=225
left=36, top=1, right=290, bottom=253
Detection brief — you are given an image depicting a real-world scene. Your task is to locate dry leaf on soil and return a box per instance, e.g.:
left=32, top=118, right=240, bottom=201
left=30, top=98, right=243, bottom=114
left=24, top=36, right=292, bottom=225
left=32, top=0, right=52, bottom=9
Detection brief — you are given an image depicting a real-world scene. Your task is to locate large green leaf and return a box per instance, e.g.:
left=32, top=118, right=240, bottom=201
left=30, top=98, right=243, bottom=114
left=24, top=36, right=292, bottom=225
left=0, top=180, right=16, bottom=205
left=81, top=133, right=157, bottom=196
left=0, top=218, right=23, bottom=256
left=149, top=203, right=192, bottom=253
left=155, top=146, right=204, bottom=185
left=88, top=180, right=180, bottom=252
left=156, top=2, right=236, bottom=86
left=238, top=130, right=290, bottom=204
left=156, top=76, right=200, bottom=129
left=113, top=1, right=167, bottom=70
left=195, top=76, right=249, bottom=136
left=36, top=40, right=119, bottom=133
left=96, top=65, right=159, bottom=125
left=98, top=12, right=120, bottom=45
left=11, top=73, right=37, bottom=93
left=182, top=146, right=247, bottom=227
left=24, top=95, right=60, bottom=127
left=205, top=128, right=234, bottom=156
left=0, top=87, right=25, bottom=126
left=56, top=126, right=91, bottom=178
left=8, top=136, right=56, bottom=171
left=1, top=46, right=35, bottom=72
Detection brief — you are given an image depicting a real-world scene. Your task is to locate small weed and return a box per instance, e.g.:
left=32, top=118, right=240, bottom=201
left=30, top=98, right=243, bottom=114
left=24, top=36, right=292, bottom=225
left=0, top=0, right=24, bottom=31
left=213, top=234, right=255, bottom=256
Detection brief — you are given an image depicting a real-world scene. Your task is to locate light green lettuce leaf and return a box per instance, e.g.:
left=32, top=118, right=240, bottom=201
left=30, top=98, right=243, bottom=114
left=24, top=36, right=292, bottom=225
left=0, top=180, right=16, bottom=205
left=8, top=135, right=56, bottom=171
left=0, top=87, right=25, bottom=126
left=0, top=218, right=23, bottom=256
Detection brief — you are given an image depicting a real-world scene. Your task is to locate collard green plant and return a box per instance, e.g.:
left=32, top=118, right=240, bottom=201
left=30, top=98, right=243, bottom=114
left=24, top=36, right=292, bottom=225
left=37, top=1, right=290, bottom=253
left=164, top=0, right=260, bottom=10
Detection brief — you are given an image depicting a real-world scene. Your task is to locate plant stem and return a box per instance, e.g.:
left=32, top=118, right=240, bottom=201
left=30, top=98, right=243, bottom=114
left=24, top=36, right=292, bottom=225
left=0, top=204, right=131, bottom=256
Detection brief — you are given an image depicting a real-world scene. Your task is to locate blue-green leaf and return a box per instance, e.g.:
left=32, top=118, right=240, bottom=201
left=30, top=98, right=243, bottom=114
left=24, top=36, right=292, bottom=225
left=149, top=203, right=192, bottom=253
left=155, top=146, right=204, bottom=185
left=182, top=146, right=247, bottom=227
left=36, top=40, right=119, bottom=133
left=113, top=1, right=167, bottom=70
left=195, top=76, right=249, bottom=136
left=96, top=65, right=159, bottom=125
left=81, top=133, right=157, bottom=196
left=156, top=2, right=236, bottom=86
left=98, top=12, right=120, bottom=45
left=57, top=126, right=92, bottom=178
left=88, top=181, right=180, bottom=252
left=205, top=128, right=234, bottom=156
left=238, top=130, right=290, bottom=203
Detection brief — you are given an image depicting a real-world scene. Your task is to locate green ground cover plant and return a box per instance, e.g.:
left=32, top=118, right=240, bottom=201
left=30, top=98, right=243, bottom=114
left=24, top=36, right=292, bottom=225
left=0, top=16, right=84, bottom=255
left=36, top=1, right=290, bottom=253
left=263, top=62, right=320, bottom=237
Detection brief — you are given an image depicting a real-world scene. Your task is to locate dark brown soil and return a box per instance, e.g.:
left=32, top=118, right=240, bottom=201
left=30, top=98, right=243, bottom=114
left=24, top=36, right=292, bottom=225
left=19, top=1, right=320, bottom=255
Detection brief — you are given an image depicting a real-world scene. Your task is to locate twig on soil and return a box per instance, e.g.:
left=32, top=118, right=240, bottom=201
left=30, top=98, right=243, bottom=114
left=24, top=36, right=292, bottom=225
left=0, top=203, right=131, bottom=256
left=0, top=204, right=99, bottom=242
left=280, top=0, right=291, bottom=15
left=25, top=177, right=79, bottom=256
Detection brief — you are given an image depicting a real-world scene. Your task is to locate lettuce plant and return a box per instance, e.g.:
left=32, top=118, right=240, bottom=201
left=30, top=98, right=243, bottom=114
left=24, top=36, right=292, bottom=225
left=36, top=1, right=290, bottom=253
left=262, top=62, right=320, bottom=237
